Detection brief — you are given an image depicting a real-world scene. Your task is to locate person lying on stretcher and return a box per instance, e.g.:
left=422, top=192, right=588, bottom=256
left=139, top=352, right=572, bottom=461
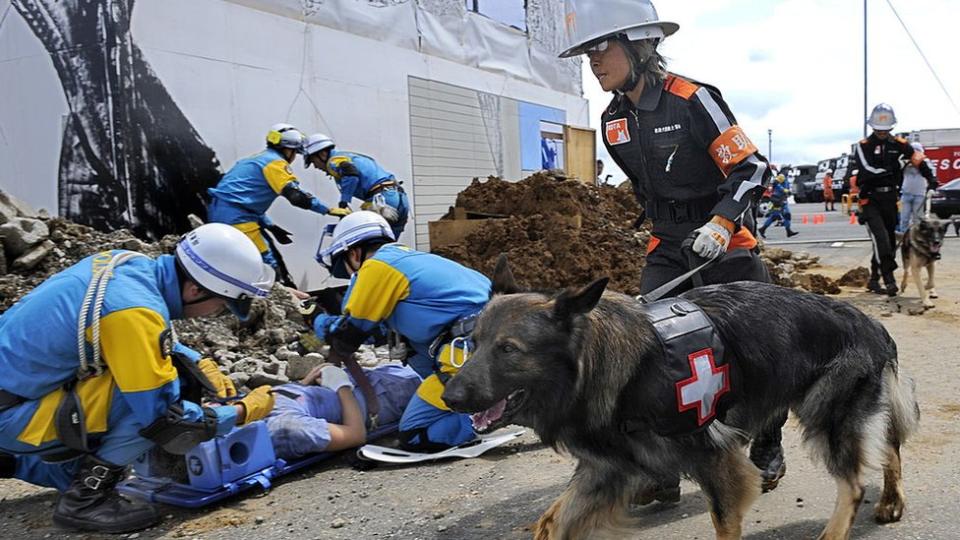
left=264, top=363, right=420, bottom=459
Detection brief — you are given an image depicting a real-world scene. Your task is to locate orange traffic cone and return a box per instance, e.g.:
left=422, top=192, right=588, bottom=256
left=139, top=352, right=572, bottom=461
left=849, top=213, right=857, bottom=225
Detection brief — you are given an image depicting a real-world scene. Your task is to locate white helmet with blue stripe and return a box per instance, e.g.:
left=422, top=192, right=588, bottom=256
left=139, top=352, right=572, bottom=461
left=317, top=211, right=395, bottom=279
left=175, top=223, right=275, bottom=318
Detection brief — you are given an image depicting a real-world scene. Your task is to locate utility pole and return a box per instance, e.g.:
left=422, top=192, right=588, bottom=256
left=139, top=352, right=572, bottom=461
left=864, top=0, right=868, bottom=138
left=767, top=129, right=773, bottom=163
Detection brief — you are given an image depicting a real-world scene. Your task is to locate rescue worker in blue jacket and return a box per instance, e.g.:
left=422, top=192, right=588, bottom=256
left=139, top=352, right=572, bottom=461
left=758, top=174, right=799, bottom=238
left=207, top=124, right=350, bottom=270
left=307, top=211, right=488, bottom=452
left=0, top=224, right=277, bottom=533
left=302, top=134, right=410, bottom=238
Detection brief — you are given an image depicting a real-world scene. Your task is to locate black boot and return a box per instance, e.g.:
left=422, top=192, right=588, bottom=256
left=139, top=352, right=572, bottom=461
left=866, top=280, right=884, bottom=294
left=749, top=436, right=787, bottom=493
left=0, top=452, right=14, bottom=478
left=786, top=228, right=799, bottom=238
left=52, top=455, right=159, bottom=533
left=758, top=226, right=767, bottom=239
left=883, top=273, right=899, bottom=297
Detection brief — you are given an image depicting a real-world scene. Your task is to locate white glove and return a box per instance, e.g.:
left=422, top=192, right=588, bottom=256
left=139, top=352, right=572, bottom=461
left=691, top=222, right=731, bottom=260
left=319, top=365, right=354, bottom=392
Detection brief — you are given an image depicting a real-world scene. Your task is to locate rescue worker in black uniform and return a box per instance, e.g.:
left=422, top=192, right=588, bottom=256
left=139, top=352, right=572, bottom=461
left=559, top=0, right=784, bottom=502
left=854, top=103, right=936, bottom=295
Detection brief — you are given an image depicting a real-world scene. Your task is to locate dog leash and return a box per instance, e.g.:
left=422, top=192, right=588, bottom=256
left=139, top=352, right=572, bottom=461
left=636, top=236, right=719, bottom=304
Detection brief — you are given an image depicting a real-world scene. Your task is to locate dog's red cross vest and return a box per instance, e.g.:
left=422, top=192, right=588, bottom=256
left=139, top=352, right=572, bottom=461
left=621, top=298, right=733, bottom=437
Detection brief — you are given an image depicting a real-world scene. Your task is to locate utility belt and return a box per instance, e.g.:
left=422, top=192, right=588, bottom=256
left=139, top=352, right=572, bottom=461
left=367, top=180, right=403, bottom=197
left=416, top=311, right=482, bottom=410
left=645, top=195, right=717, bottom=224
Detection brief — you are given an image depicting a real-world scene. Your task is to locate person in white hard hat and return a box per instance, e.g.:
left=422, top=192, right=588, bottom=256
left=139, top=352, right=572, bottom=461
left=302, top=133, right=410, bottom=238
left=304, top=212, right=489, bottom=453
left=207, top=124, right=349, bottom=275
left=560, top=0, right=784, bottom=504
left=854, top=104, right=936, bottom=294
left=0, top=223, right=277, bottom=533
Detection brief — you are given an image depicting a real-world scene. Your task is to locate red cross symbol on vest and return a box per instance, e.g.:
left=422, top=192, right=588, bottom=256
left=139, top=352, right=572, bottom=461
left=675, top=348, right=730, bottom=426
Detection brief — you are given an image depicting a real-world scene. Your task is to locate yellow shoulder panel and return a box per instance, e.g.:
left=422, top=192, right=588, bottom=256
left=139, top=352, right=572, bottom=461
left=99, top=307, right=178, bottom=393
left=343, top=259, right=411, bottom=323
left=262, top=159, right=297, bottom=194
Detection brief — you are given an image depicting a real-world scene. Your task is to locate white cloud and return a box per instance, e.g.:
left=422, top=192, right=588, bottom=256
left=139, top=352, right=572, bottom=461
left=585, top=0, right=960, bottom=186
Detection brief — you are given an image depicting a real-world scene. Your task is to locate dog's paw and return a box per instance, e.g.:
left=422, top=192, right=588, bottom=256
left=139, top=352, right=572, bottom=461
left=874, top=497, right=905, bottom=523
left=922, top=299, right=935, bottom=308
left=928, top=289, right=938, bottom=299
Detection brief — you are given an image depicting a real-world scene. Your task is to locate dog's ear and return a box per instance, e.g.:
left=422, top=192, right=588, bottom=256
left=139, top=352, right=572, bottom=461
left=491, top=253, right=520, bottom=295
left=553, top=277, right=609, bottom=320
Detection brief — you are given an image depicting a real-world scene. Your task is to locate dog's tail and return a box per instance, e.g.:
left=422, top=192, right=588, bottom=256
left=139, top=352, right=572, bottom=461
left=884, top=363, right=920, bottom=444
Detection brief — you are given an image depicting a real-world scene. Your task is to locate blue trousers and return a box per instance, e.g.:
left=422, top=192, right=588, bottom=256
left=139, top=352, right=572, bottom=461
left=398, top=394, right=474, bottom=450
left=206, top=197, right=278, bottom=268
left=371, top=188, right=410, bottom=238
left=0, top=404, right=154, bottom=491
left=899, top=193, right=926, bottom=233
left=762, top=205, right=791, bottom=230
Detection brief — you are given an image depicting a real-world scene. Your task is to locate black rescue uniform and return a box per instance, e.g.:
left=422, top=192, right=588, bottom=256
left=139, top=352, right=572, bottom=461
left=603, top=73, right=771, bottom=294
left=854, top=133, right=936, bottom=283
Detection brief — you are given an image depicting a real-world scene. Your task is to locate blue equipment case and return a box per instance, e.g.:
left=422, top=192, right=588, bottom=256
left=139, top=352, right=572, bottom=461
left=118, top=420, right=398, bottom=508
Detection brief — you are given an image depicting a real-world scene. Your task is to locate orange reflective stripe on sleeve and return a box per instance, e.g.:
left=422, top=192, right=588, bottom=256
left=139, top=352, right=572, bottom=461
left=664, top=75, right=699, bottom=100
left=646, top=236, right=661, bottom=255
left=708, top=126, right=759, bottom=176
left=729, top=228, right=757, bottom=251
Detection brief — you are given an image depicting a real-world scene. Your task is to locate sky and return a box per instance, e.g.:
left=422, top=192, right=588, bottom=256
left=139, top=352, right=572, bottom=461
left=583, top=0, right=960, bottom=185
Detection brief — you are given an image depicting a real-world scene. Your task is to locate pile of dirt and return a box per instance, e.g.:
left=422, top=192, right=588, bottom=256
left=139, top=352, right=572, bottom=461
left=839, top=266, right=871, bottom=287
left=433, top=173, right=649, bottom=295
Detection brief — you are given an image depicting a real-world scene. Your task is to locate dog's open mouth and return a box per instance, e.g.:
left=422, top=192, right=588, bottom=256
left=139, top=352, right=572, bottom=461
left=471, top=390, right=526, bottom=434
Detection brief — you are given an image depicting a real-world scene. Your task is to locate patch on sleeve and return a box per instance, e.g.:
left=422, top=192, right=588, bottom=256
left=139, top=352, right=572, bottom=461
left=675, top=348, right=730, bottom=426
left=605, top=119, right=631, bottom=146
left=708, top=125, right=758, bottom=175
left=664, top=75, right=699, bottom=100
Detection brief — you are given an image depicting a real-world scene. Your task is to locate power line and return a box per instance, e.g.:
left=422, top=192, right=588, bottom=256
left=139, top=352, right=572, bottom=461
left=883, top=0, right=960, bottom=117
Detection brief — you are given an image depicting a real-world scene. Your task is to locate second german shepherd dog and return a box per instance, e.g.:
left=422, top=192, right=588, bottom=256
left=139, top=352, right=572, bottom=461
left=442, top=257, right=920, bottom=540
left=900, top=216, right=947, bottom=308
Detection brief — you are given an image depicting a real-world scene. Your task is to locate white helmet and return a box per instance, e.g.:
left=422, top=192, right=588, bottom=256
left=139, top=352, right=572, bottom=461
left=175, top=223, right=275, bottom=319
left=266, top=123, right=305, bottom=150
left=559, top=0, right=678, bottom=58
left=867, top=103, right=897, bottom=131
left=911, top=142, right=924, bottom=153
left=302, top=133, right=336, bottom=168
left=316, top=211, right=395, bottom=279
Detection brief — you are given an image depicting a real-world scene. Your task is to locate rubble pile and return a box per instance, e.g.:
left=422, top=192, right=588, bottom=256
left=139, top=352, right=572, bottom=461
left=839, top=266, right=871, bottom=288
left=433, top=174, right=838, bottom=295
left=433, top=173, right=649, bottom=295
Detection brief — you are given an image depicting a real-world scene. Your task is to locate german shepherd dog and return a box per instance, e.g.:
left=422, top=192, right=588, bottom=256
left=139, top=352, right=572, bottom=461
left=900, top=217, right=947, bottom=308
left=442, top=257, right=920, bottom=540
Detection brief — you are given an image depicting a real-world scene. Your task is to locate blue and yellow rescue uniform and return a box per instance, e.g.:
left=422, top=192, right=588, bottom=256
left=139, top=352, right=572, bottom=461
left=208, top=148, right=329, bottom=267
left=761, top=181, right=793, bottom=232
left=319, top=244, right=489, bottom=450
left=326, top=150, right=410, bottom=236
left=0, top=252, right=237, bottom=490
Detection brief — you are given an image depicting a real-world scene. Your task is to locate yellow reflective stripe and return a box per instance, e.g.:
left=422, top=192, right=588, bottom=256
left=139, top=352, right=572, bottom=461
left=416, top=374, right=451, bottom=411
left=262, top=159, right=297, bottom=194
left=326, top=155, right=351, bottom=178
left=99, top=308, right=177, bottom=393
left=231, top=222, right=268, bottom=253
left=343, top=259, right=410, bottom=323
left=17, top=374, right=115, bottom=446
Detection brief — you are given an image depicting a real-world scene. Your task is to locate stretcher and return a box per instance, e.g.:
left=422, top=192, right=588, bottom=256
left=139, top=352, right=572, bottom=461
left=118, top=420, right=398, bottom=508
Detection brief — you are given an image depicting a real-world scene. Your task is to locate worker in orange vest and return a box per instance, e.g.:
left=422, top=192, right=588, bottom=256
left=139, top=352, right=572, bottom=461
left=823, top=169, right=836, bottom=211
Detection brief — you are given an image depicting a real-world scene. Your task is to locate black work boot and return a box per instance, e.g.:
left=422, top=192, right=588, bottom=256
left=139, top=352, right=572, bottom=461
left=786, top=228, right=799, bottom=238
left=866, top=280, right=884, bottom=294
left=52, top=455, right=159, bottom=533
left=749, top=438, right=787, bottom=493
left=758, top=226, right=767, bottom=239
left=0, top=452, right=15, bottom=478
left=883, top=273, right=899, bottom=297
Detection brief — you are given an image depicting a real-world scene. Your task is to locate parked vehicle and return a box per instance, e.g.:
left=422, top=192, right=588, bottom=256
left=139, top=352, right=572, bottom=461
left=931, top=177, right=960, bottom=219
left=908, top=129, right=960, bottom=186
left=783, top=164, right=819, bottom=202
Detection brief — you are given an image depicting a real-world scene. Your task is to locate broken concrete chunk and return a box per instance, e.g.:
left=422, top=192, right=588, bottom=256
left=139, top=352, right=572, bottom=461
left=0, top=191, right=39, bottom=219
left=12, top=240, right=54, bottom=272
left=0, top=218, right=50, bottom=257
left=286, top=353, right=325, bottom=381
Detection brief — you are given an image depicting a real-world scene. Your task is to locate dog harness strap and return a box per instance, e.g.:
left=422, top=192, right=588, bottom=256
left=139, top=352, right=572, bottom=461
left=625, top=299, right=731, bottom=436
